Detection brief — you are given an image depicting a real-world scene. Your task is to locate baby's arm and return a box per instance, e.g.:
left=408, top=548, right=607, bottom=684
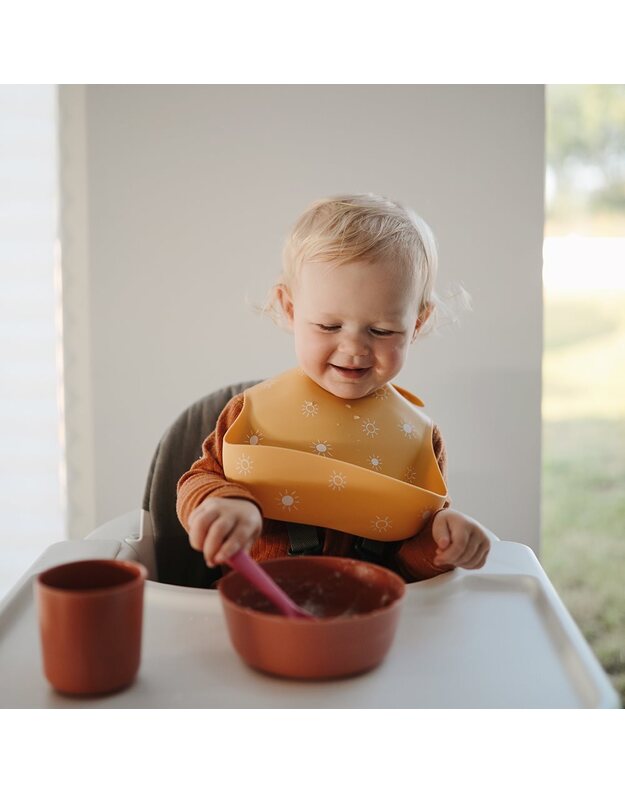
left=393, top=425, right=453, bottom=580
left=176, top=393, right=263, bottom=565
left=394, top=425, right=491, bottom=580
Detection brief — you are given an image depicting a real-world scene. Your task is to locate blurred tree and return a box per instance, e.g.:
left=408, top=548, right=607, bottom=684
left=546, top=85, right=625, bottom=230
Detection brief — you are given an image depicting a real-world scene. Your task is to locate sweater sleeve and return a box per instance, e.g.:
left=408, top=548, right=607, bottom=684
left=393, top=424, right=454, bottom=582
left=176, top=392, right=262, bottom=533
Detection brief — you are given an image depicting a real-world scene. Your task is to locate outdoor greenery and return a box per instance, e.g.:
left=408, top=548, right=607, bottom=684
left=541, top=292, right=625, bottom=703
left=542, top=84, right=625, bottom=705
left=546, top=85, right=625, bottom=234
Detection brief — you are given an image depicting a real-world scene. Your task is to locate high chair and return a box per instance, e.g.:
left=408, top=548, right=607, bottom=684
left=9, top=381, right=620, bottom=708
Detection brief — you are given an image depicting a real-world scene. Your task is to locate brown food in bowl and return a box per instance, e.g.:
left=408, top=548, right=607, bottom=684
left=218, top=556, right=405, bottom=680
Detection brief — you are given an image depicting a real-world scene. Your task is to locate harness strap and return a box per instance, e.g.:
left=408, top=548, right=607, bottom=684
left=287, top=524, right=323, bottom=556
left=286, top=525, right=388, bottom=562
left=353, top=538, right=387, bottom=563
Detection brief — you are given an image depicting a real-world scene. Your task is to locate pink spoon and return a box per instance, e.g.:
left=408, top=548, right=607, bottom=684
left=226, top=549, right=316, bottom=620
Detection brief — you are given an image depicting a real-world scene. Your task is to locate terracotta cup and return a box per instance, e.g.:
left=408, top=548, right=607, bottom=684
left=36, top=559, right=147, bottom=696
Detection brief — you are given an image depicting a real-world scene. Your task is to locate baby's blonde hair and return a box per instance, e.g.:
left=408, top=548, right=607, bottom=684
left=264, top=193, right=467, bottom=333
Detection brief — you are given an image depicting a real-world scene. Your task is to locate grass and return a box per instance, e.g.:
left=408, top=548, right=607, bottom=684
left=541, top=290, right=625, bottom=705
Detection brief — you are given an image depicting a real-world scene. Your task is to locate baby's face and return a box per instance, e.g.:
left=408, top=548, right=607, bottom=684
left=279, top=259, right=422, bottom=400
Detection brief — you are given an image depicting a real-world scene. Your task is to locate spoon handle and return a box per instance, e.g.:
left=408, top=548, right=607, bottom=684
left=227, top=550, right=315, bottom=620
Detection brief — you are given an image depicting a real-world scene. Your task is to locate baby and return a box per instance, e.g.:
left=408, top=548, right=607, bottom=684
left=176, top=194, right=491, bottom=581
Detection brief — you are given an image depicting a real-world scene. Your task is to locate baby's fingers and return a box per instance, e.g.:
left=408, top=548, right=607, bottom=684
left=431, top=516, right=452, bottom=551
left=188, top=503, right=221, bottom=551
left=202, top=516, right=236, bottom=567
left=452, top=534, right=482, bottom=567
left=434, top=529, right=469, bottom=566
left=214, top=523, right=259, bottom=565
left=461, top=539, right=490, bottom=569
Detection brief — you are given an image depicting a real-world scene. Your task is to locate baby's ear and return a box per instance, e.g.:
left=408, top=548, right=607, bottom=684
left=276, top=283, right=295, bottom=327
left=412, top=303, right=433, bottom=341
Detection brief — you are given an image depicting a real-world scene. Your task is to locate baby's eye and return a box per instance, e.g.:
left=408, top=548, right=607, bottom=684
left=370, top=328, right=395, bottom=337
left=316, top=324, right=341, bottom=332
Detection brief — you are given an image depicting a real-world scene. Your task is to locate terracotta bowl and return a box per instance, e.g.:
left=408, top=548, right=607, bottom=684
left=217, top=556, right=405, bottom=680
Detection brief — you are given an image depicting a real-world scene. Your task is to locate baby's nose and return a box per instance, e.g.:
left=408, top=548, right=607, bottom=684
left=338, top=331, right=369, bottom=357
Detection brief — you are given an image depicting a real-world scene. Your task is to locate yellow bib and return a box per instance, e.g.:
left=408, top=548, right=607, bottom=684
left=222, top=369, right=447, bottom=541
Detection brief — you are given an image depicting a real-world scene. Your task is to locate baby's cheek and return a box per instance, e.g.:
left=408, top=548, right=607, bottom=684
left=387, top=343, right=409, bottom=370
left=393, top=337, right=411, bottom=355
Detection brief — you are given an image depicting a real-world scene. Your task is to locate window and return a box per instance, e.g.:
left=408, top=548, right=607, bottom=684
left=0, top=85, right=64, bottom=598
left=542, top=84, right=625, bottom=702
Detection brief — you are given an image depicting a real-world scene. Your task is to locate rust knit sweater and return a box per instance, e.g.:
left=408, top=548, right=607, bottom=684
left=176, top=392, right=453, bottom=583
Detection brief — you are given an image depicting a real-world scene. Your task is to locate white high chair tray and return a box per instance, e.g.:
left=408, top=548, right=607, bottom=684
left=0, top=539, right=619, bottom=708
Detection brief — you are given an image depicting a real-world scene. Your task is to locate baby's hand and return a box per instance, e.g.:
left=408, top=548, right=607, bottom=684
left=188, top=497, right=263, bottom=567
left=431, top=508, right=491, bottom=569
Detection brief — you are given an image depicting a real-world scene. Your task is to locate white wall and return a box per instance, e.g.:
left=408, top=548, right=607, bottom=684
left=64, top=85, right=544, bottom=551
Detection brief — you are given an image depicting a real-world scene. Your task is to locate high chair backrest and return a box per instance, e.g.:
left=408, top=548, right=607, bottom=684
left=143, top=379, right=260, bottom=588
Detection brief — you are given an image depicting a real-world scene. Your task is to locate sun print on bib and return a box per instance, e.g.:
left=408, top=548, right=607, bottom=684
left=247, top=429, right=263, bottom=446
left=311, top=440, right=332, bottom=457
left=277, top=490, right=300, bottom=512
left=371, top=515, right=393, bottom=535
left=404, top=466, right=417, bottom=484
left=301, top=400, right=319, bottom=418
left=235, top=453, right=254, bottom=476
left=398, top=419, right=418, bottom=439
left=328, top=471, right=348, bottom=491
left=361, top=418, right=379, bottom=438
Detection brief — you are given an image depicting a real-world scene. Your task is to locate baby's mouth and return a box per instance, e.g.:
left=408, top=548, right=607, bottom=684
left=330, top=364, right=371, bottom=379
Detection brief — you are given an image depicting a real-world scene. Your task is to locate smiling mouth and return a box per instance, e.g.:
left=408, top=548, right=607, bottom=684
left=330, top=364, right=370, bottom=378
